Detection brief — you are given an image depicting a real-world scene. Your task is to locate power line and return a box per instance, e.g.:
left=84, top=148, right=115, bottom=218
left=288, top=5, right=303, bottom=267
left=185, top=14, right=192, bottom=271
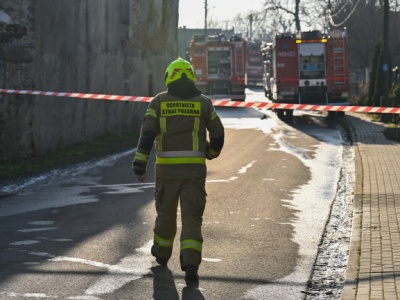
left=330, top=0, right=353, bottom=17
left=328, top=0, right=362, bottom=27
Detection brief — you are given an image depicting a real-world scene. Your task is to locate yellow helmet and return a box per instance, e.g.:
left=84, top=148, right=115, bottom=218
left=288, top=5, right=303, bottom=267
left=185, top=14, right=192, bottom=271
left=165, top=58, right=196, bottom=86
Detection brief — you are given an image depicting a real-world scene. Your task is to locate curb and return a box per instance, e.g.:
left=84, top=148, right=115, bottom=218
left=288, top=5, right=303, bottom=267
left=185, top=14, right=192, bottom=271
left=339, top=115, right=363, bottom=300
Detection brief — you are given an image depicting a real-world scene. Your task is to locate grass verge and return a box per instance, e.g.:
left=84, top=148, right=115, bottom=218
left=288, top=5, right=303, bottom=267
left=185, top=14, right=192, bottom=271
left=0, top=133, right=138, bottom=184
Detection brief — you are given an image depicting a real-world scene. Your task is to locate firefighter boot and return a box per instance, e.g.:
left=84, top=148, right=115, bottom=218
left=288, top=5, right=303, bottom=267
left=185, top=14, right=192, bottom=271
left=184, top=265, right=199, bottom=283
left=151, top=245, right=168, bottom=266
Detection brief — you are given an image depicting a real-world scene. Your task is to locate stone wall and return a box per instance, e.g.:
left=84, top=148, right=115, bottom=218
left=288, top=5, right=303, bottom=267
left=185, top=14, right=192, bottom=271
left=0, top=0, right=179, bottom=162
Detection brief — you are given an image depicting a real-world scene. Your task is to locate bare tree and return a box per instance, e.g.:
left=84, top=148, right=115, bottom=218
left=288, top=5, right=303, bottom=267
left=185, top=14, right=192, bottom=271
left=263, top=0, right=302, bottom=31
left=202, top=0, right=400, bottom=71
left=225, top=10, right=274, bottom=40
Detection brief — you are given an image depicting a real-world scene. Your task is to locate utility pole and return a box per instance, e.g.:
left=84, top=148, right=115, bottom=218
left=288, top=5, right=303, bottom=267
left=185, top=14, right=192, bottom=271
left=382, top=0, right=390, bottom=97
left=326, top=0, right=331, bottom=32
left=249, top=14, right=253, bottom=40
left=380, top=0, right=390, bottom=121
left=204, top=0, right=208, bottom=37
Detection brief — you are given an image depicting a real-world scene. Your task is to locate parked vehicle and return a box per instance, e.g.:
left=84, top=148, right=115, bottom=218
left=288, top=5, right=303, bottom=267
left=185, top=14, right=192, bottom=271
left=263, top=29, right=350, bottom=118
left=190, top=33, right=247, bottom=101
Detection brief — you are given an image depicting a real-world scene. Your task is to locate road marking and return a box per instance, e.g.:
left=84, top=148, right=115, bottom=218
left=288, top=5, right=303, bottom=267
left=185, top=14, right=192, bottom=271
left=0, top=292, right=57, bottom=298
left=238, top=160, right=256, bottom=174
left=203, top=257, right=221, bottom=262
left=8, top=239, right=154, bottom=296
left=67, top=296, right=100, bottom=300
left=10, top=240, right=40, bottom=246
left=89, top=183, right=154, bottom=195
left=28, top=221, right=55, bottom=226
left=206, top=179, right=230, bottom=183
left=37, top=237, right=73, bottom=242
left=17, top=227, right=58, bottom=233
left=207, top=161, right=257, bottom=183
left=85, top=240, right=153, bottom=295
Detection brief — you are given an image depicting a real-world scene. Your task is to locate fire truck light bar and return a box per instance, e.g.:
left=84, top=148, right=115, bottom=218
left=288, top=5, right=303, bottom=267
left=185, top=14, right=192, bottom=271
left=296, top=38, right=328, bottom=44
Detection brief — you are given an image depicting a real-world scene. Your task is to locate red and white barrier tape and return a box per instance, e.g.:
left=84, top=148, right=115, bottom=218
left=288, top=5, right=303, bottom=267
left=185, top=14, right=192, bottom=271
left=0, top=89, right=153, bottom=102
left=1, top=88, right=399, bottom=114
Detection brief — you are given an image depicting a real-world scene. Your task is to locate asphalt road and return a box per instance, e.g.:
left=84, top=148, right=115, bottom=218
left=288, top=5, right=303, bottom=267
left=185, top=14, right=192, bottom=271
left=0, top=87, right=349, bottom=299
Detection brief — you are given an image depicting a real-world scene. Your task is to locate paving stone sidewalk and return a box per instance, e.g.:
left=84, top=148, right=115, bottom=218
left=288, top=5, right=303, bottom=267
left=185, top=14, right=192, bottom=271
left=342, top=113, right=400, bottom=300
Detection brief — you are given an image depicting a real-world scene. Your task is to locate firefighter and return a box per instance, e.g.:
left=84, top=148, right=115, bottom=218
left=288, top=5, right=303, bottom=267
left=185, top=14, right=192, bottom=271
left=132, top=58, right=225, bottom=283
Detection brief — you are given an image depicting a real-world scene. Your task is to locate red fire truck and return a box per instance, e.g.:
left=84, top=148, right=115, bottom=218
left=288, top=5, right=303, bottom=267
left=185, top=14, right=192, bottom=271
left=190, top=33, right=247, bottom=101
left=263, top=29, right=350, bottom=118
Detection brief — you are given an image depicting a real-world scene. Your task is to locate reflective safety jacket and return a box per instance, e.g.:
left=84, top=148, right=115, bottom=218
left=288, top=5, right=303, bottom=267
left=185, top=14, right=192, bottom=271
left=133, top=91, right=224, bottom=179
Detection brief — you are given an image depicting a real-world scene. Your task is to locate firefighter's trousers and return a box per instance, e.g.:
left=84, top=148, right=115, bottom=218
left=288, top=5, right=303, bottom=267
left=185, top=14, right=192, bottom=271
left=152, top=176, right=207, bottom=269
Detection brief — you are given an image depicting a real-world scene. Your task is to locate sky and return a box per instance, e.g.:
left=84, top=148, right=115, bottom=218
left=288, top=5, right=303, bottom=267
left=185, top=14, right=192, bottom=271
left=178, top=0, right=265, bottom=29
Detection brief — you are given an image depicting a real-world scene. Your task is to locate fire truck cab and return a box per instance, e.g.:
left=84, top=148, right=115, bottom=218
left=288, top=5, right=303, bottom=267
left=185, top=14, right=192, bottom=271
left=190, top=33, right=247, bottom=101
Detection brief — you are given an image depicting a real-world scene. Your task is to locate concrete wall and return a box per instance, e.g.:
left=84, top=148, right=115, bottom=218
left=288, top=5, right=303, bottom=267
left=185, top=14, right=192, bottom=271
left=0, top=0, right=179, bottom=162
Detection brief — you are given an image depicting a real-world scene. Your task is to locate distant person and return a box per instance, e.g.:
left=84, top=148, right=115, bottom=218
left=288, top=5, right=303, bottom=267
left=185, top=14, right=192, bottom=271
left=132, top=58, right=225, bottom=284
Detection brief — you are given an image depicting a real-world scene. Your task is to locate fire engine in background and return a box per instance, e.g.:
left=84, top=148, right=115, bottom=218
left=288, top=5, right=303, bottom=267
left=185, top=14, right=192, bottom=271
left=263, top=29, right=350, bottom=119
left=245, top=41, right=263, bottom=86
left=190, top=33, right=247, bottom=101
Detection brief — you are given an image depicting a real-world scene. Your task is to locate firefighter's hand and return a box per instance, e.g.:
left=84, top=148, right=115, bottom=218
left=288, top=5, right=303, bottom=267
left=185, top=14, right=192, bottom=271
left=136, top=173, right=147, bottom=183
left=206, top=148, right=220, bottom=160
left=132, top=161, right=147, bottom=182
left=206, top=141, right=220, bottom=160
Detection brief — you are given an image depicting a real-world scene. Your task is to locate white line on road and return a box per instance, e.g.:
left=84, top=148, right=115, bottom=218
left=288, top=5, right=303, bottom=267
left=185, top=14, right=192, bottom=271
left=85, top=239, right=153, bottom=295
left=8, top=239, right=154, bottom=296
left=238, top=160, right=257, bottom=174
left=17, top=227, right=58, bottom=233
left=9, top=240, right=40, bottom=246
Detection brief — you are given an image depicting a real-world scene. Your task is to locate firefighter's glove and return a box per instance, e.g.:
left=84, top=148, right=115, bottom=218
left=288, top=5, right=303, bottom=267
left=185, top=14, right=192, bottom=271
left=132, top=161, right=147, bottom=183
left=132, top=161, right=146, bottom=176
left=206, top=142, right=220, bottom=160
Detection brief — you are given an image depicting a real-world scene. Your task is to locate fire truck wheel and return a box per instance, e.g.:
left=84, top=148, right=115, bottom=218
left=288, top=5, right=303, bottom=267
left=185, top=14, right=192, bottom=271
left=286, top=109, right=294, bottom=122
left=276, top=109, right=284, bottom=119
left=328, top=111, right=345, bottom=118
